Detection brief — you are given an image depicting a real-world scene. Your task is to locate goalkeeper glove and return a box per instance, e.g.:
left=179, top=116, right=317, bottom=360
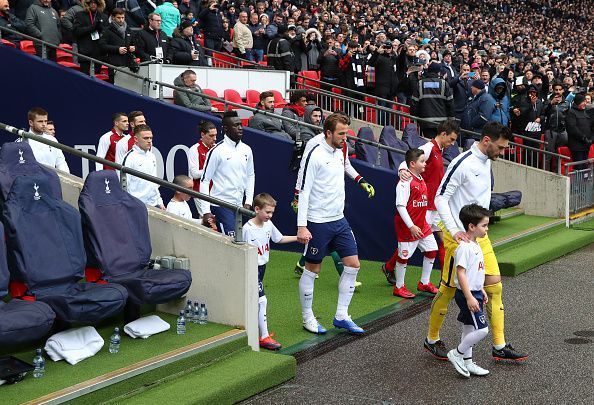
left=290, top=192, right=299, bottom=214
left=358, top=178, right=375, bottom=198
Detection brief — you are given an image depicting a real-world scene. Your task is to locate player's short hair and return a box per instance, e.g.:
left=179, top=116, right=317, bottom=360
left=405, top=148, right=424, bottom=166
left=28, top=107, right=48, bottom=121
left=289, top=90, right=307, bottom=104
left=133, top=124, right=152, bottom=135
left=323, top=112, right=349, bottom=134
left=128, top=110, right=145, bottom=124
left=112, top=112, right=127, bottom=123
left=222, top=110, right=239, bottom=127
left=46, top=120, right=54, bottom=126
left=305, top=93, right=317, bottom=104
left=253, top=193, right=277, bottom=209
left=173, top=174, right=192, bottom=187
left=481, top=121, right=511, bottom=141
left=199, top=120, right=216, bottom=135
left=459, top=203, right=491, bottom=231
left=437, top=119, right=459, bottom=136
left=259, top=91, right=274, bottom=101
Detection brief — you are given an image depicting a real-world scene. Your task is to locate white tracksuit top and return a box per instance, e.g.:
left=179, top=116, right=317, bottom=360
left=297, top=140, right=346, bottom=226
left=435, top=142, right=492, bottom=236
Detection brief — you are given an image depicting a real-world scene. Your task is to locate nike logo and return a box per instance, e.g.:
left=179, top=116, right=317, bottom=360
left=226, top=157, right=232, bottom=160
left=474, top=174, right=480, bottom=176
left=304, top=293, right=312, bottom=297
left=250, top=239, right=256, bottom=242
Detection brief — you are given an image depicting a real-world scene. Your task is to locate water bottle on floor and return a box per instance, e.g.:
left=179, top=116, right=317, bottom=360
left=198, top=303, right=208, bottom=325
left=33, top=348, right=45, bottom=378
left=109, top=327, right=121, bottom=354
left=184, top=299, right=193, bottom=320
left=177, top=310, right=186, bottom=334
left=193, top=302, right=200, bottom=324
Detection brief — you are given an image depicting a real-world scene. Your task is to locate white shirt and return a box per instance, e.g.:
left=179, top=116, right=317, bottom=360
left=166, top=199, right=200, bottom=223
left=115, top=135, right=132, bottom=164
left=123, top=145, right=163, bottom=207
left=454, top=241, right=485, bottom=291
left=397, top=140, right=434, bottom=172
left=295, top=133, right=360, bottom=191
left=297, top=140, right=345, bottom=226
left=200, top=136, right=255, bottom=214
left=242, top=219, right=283, bottom=266
left=187, top=141, right=206, bottom=180
left=435, top=142, right=491, bottom=236
left=20, top=132, right=70, bottom=173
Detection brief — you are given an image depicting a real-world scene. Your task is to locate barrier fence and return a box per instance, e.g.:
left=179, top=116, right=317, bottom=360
left=566, top=159, right=594, bottom=215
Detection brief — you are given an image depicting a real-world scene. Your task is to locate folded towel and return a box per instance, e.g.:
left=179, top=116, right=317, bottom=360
left=124, top=315, right=170, bottom=339
left=45, top=326, right=104, bottom=365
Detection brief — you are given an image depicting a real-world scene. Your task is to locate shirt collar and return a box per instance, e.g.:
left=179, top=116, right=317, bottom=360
left=223, top=135, right=241, bottom=147
left=470, top=142, right=488, bottom=162
left=132, top=144, right=150, bottom=155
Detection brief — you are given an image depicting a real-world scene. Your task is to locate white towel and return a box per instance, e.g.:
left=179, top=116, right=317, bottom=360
left=124, top=315, right=170, bottom=339
left=45, top=326, right=104, bottom=365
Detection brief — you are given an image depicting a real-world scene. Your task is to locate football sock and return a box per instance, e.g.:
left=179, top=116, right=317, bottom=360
left=385, top=250, right=399, bottom=272
left=330, top=251, right=344, bottom=276
left=395, top=261, right=407, bottom=288
left=461, top=324, right=474, bottom=359
left=258, top=295, right=269, bottom=339
left=458, top=326, right=489, bottom=357
left=298, top=255, right=306, bottom=267
left=427, top=283, right=456, bottom=341
left=335, top=266, right=358, bottom=320
left=421, top=254, right=435, bottom=284
left=484, top=281, right=506, bottom=347
left=299, top=269, right=317, bottom=321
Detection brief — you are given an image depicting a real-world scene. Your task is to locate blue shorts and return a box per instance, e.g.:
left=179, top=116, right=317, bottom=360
left=211, top=206, right=236, bottom=237
left=258, top=265, right=266, bottom=297
left=304, top=218, right=358, bottom=264
left=454, top=289, right=488, bottom=329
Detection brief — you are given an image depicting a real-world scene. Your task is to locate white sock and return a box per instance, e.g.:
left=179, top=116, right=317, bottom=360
left=258, top=296, right=269, bottom=339
left=458, top=326, right=489, bottom=356
left=395, top=261, right=406, bottom=288
left=461, top=325, right=474, bottom=359
left=427, top=338, right=438, bottom=344
left=421, top=255, right=434, bottom=284
left=494, top=343, right=506, bottom=350
left=299, top=269, right=317, bottom=321
left=335, top=266, right=358, bottom=320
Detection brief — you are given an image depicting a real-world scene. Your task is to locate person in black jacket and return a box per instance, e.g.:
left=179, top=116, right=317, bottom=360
left=317, top=35, right=341, bottom=93
left=73, top=0, right=108, bottom=75
left=368, top=40, right=398, bottom=125
left=198, top=0, right=223, bottom=53
left=0, top=0, right=27, bottom=46
left=543, top=82, right=569, bottom=170
left=168, top=19, right=208, bottom=66
left=267, top=24, right=293, bottom=72
left=566, top=94, right=594, bottom=169
left=134, top=12, right=170, bottom=62
left=100, top=7, right=136, bottom=82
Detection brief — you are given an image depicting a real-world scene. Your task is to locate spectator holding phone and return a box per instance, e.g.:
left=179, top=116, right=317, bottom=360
left=451, top=63, right=473, bottom=120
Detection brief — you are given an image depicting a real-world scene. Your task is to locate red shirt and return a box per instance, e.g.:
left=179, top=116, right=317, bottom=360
left=394, top=171, right=432, bottom=242
left=193, top=141, right=212, bottom=192
left=420, top=139, right=445, bottom=210
left=105, top=130, right=124, bottom=170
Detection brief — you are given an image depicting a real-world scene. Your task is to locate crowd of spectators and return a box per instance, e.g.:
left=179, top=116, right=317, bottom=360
left=2, top=0, right=593, bottom=165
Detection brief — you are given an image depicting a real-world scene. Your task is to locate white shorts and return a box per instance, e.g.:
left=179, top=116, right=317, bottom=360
left=426, top=210, right=441, bottom=232
left=398, top=234, right=438, bottom=260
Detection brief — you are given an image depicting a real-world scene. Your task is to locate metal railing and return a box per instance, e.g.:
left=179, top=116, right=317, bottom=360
left=0, top=123, right=255, bottom=244
left=566, top=159, right=594, bottom=214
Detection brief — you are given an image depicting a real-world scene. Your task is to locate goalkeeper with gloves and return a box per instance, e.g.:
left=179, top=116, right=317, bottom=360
left=291, top=116, right=375, bottom=286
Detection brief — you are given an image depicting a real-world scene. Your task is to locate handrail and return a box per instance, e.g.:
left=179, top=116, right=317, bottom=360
left=565, top=158, right=594, bottom=168
left=0, top=123, right=255, bottom=243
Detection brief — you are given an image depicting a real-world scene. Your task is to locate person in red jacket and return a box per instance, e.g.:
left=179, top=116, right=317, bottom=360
left=96, top=112, right=128, bottom=171
left=188, top=120, right=218, bottom=217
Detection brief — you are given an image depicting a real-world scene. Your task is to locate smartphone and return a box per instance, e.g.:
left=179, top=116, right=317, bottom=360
left=468, top=72, right=476, bottom=78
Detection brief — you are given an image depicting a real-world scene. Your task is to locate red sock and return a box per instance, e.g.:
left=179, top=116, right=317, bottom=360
left=385, top=250, right=400, bottom=272
left=437, top=243, right=446, bottom=269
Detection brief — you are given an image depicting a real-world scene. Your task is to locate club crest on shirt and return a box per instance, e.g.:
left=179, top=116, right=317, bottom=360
left=479, top=314, right=486, bottom=324
left=33, top=183, right=41, bottom=201
left=310, top=247, right=318, bottom=255
left=478, top=261, right=484, bottom=272
left=402, top=249, right=409, bottom=258
left=105, top=178, right=111, bottom=194
left=18, top=149, right=26, bottom=164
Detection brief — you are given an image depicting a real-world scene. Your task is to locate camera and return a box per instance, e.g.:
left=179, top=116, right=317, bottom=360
left=383, top=41, right=392, bottom=48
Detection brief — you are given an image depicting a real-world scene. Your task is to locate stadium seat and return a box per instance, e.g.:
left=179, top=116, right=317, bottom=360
left=78, top=171, right=192, bottom=306
left=397, top=105, right=413, bottom=131
left=588, top=144, right=594, bottom=160
left=464, top=138, right=475, bottom=150
left=401, top=123, right=425, bottom=149
left=19, top=40, right=35, bottom=55
left=212, top=51, right=238, bottom=68
left=331, top=88, right=343, bottom=111
left=270, top=90, right=287, bottom=108
left=223, top=88, right=247, bottom=110
left=355, top=127, right=389, bottom=169
left=2, top=175, right=128, bottom=324
left=443, top=141, right=461, bottom=165
left=557, top=146, right=573, bottom=175
left=56, top=49, right=73, bottom=63
left=300, top=70, right=321, bottom=88
left=0, top=142, right=63, bottom=204
left=379, top=125, right=408, bottom=170
left=364, top=96, right=377, bottom=124
left=1, top=39, right=16, bottom=48
left=0, top=221, right=56, bottom=347
left=202, top=88, right=224, bottom=111
left=58, top=61, right=81, bottom=71
left=246, top=89, right=261, bottom=108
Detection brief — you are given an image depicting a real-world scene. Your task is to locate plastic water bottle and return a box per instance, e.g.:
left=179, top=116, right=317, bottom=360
left=33, top=348, right=45, bottom=378
left=192, top=302, right=200, bottom=324
left=184, top=299, right=193, bottom=320
left=177, top=310, right=186, bottom=334
left=198, top=303, right=208, bottom=325
left=109, top=327, right=121, bottom=354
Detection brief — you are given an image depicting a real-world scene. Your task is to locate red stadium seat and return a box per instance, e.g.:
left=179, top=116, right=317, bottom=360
left=331, top=88, right=343, bottom=112
left=364, top=96, right=377, bottom=124
left=223, top=89, right=247, bottom=110
left=300, top=70, right=320, bottom=89
left=588, top=144, right=594, bottom=160
left=270, top=90, right=287, bottom=109
left=202, top=88, right=224, bottom=111
left=56, top=49, right=73, bottom=62
left=397, top=104, right=412, bottom=130
left=557, top=146, right=573, bottom=175
left=245, top=89, right=261, bottom=108
left=94, top=74, right=110, bottom=82
left=1, top=39, right=16, bottom=48
left=212, top=51, right=238, bottom=68
left=19, top=40, right=35, bottom=55
left=58, top=61, right=81, bottom=71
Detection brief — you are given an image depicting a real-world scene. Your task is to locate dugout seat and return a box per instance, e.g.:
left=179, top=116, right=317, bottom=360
left=379, top=125, right=408, bottom=170
left=443, top=141, right=461, bottom=165
left=355, top=127, right=390, bottom=169
left=78, top=171, right=192, bottom=305
left=0, top=220, right=56, bottom=346
left=0, top=142, right=63, bottom=205
left=401, top=123, right=425, bottom=149
left=2, top=175, right=128, bottom=324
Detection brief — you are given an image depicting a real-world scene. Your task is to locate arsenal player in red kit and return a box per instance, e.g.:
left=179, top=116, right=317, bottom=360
left=188, top=120, right=218, bottom=216
left=96, top=112, right=129, bottom=170
left=384, top=148, right=439, bottom=298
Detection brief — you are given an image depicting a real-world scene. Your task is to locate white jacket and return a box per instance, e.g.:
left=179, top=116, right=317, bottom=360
left=123, top=145, right=163, bottom=207
left=20, top=132, right=70, bottom=173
